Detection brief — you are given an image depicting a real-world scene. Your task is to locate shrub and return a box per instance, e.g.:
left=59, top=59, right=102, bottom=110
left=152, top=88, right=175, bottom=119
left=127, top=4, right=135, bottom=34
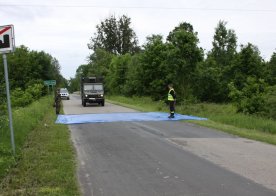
left=26, top=83, right=44, bottom=100
left=11, top=88, right=33, bottom=107
left=228, top=77, right=267, bottom=114
left=264, top=85, right=276, bottom=119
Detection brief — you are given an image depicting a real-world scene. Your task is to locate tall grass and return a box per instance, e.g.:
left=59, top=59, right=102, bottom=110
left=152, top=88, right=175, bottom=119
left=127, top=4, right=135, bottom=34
left=179, top=103, right=276, bottom=134
left=0, top=96, right=52, bottom=179
left=107, top=96, right=165, bottom=112
left=107, top=95, right=276, bottom=138
left=0, top=96, right=79, bottom=195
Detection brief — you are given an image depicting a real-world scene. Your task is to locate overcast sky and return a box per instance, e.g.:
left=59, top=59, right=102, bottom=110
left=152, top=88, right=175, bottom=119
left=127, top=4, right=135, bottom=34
left=1, top=0, right=276, bottom=79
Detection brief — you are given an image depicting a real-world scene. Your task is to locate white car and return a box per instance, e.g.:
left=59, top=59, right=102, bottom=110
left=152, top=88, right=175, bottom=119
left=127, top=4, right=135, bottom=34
left=60, top=88, right=70, bottom=100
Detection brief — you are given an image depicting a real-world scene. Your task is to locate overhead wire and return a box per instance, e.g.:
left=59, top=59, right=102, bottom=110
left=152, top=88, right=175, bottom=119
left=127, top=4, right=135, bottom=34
left=0, top=3, right=276, bottom=13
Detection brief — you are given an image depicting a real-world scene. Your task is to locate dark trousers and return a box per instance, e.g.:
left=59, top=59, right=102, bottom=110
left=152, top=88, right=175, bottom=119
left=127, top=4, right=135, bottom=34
left=56, top=104, right=60, bottom=115
left=169, top=101, right=175, bottom=116
left=55, top=99, right=61, bottom=115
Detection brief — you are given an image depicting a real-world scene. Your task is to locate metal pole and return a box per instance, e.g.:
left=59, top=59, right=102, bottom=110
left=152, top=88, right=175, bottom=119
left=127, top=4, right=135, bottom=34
left=3, top=53, right=15, bottom=155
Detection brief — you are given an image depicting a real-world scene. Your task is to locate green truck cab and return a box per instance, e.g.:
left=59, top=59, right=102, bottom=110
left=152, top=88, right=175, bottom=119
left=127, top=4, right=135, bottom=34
left=81, top=77, right=105, bottom=107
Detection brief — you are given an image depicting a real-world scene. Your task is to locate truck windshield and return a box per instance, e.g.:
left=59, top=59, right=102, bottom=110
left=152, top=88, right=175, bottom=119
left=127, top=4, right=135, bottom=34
left=84, top=84, right=103, bottom=91
left=94, top=84, right=103, bottom=90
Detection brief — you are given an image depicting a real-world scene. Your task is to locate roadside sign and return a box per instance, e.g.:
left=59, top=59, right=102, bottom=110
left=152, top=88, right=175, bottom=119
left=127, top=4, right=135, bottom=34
left=1, top=24, right=16, bottom=154
left=44, top=80, right=56, bottom=86
left=0, top=25, right=15, bottom=54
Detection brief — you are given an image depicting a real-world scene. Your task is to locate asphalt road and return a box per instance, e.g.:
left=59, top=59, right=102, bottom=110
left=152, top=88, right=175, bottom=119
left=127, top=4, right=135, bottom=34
left=63, top=94, right=276, bottom=196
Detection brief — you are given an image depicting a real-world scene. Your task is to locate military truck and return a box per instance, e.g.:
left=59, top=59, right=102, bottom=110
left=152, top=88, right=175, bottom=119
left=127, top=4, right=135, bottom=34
left=81, top=77, right=105, bottom=107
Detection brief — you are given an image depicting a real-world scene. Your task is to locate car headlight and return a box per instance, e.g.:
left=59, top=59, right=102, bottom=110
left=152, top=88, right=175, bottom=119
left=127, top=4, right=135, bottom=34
left=100, top=94, right=103, bottom=97
left=85, top=94, right=88, bottom=97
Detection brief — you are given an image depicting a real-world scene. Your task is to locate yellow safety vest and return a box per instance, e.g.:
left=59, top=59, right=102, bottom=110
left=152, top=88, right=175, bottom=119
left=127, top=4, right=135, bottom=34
left=168, top=89, right=175, bottom=101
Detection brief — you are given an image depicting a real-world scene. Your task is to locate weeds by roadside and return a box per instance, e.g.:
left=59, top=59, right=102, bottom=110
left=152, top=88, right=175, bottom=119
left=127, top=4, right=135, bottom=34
left=0, top=97, right=51, bottom=180
left=0, top=97, right=79, bottom=195
left=107, top=95, right=276, bottom=145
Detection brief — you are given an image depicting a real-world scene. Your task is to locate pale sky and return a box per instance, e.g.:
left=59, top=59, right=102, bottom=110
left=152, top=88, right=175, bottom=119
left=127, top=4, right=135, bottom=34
left=1, top=0, right=276, bottom=79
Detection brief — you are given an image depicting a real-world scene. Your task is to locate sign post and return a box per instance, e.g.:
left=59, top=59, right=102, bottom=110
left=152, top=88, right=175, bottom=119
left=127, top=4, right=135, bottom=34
left=44, top=80, right=56, bottom=94
left=44, top=80, right=57, bottom=86
left=3, top=54, right=15, bottom=154
left=1, top=24, right=15, bottom=154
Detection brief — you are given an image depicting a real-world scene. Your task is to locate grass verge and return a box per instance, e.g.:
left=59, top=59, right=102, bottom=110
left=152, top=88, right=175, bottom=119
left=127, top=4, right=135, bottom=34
left=0, top=96, right=52, bottom=180
left=0, top=96, right=79, bottom=195
left=107, top=95, right=276, bottom=145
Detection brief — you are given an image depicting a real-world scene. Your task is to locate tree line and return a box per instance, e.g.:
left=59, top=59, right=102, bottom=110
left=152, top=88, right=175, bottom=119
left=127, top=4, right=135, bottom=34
left=0, top=45, right=66, bottom=112
left=69, top=15, right=276, bottom=119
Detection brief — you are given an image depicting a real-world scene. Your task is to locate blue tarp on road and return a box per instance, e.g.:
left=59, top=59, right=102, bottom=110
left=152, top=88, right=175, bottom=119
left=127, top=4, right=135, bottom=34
left=55, top=112, right=207, bottom=124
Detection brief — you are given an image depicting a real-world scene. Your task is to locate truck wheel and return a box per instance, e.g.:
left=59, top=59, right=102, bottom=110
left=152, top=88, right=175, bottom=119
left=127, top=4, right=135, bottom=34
left=101, top=101, right=105, bottom=106
left=83, top=101, right=86, bottom=107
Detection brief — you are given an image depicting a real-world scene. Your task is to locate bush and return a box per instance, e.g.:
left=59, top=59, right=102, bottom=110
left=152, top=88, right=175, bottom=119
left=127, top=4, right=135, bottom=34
left=264, top=85, right=276, bottom=119
left=228, top=77, right=267, bottom=114
left=26, top=83, right=44, bottom=100
left=11, top=88, right=33, bottom=107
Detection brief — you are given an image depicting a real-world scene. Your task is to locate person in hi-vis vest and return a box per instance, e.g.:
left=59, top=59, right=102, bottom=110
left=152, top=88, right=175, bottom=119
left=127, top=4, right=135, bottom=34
left=167, top=84, right=176, bottom=118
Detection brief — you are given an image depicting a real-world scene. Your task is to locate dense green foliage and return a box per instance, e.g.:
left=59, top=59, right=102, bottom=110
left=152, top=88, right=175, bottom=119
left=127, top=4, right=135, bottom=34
left=194, top=21, right=237, bottom=102
left=228, top=77, right=267, bottom=114
left=267, top=52, right=276, bottom=85
left=73, top=15, right=275, bottom=119
left=264, top=85, right=276, bottom=119
left=0, top=45, right=67, bottom=110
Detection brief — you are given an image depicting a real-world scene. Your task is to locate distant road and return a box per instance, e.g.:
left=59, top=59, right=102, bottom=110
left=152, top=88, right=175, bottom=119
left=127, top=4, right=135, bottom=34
left=63, top=93, right=276, bottom=196
left=62, top=93, right=137, bottom=114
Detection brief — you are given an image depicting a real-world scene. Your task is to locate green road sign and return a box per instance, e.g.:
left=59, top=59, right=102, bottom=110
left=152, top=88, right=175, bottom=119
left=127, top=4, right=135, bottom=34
left=44, top=80, right=56, bottom=86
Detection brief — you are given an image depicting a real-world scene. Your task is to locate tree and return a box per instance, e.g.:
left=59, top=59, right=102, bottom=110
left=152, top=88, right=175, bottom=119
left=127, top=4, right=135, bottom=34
left=67, top=64, right=87, bottom=93
left=267, top=52, right=276, bottom=85
left=0, top=45, right=65, bottom=109
left=105, top=54, right=132, bottom=94
left=88, top=15, right=139, bottom=55
left=229, top=43, right=265, bottom=90
left=166, top=22, right=204, bottom=100
left=211, top=20, right=237, bottom=67
left=138, top=35, right=170, bottom=100
left=194, top=21, right=238, bottom=102
left=123, top=53, right=144, bottom=96
left=7, top=45, right=32, bottom=89
left=117, top=15, right=140, bottom=54
left=0, top=46, right=64, bottom=90
left=193, top=58, right=224, bottom=102
left=87, top=48, right=114, bottom=77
